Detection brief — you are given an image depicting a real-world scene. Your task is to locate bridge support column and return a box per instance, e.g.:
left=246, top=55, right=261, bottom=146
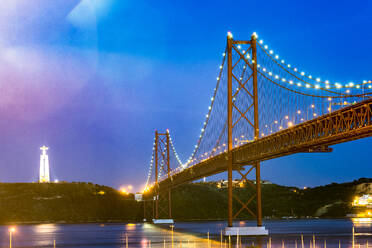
left=152, top=130, right=174, bottom=224
left=256, top=162, right=262, bottom=227
left=224, top=32, right=268, bottom=236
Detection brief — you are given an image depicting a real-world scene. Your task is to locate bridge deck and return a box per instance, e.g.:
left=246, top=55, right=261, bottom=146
left=155, top=98, right=372, bottom=191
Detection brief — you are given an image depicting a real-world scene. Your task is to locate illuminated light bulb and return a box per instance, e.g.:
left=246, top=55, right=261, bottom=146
left=313, top=113, right=317, bottom=117
left=269, top=72, right=273, bottom=76
left=257, top=64, right=261, bottom=68
left=311, top=104, right=315, bottom=108
left=294, top=68, right=298, bottom=72
left=325, top=80, right=329, bottom=84
left=275, top=55, right=279, bottom=59
left=325, top=85, right=330, bottom=89
left=297, top=83, right=302, bottom=86
left=227, top=31, right=233, bottom=38
left=285, top=115, right=289, bottom=119
left=211, top=97, right=214, bottom=101
left=243, top=65, right=246, bottom=69
left=208, top=106, right=211, bottom=110
left=369, top=85, right=372, bottom=89
left=259, top=40, right=263, bottom=44
left=282, top=78, right=286, bottom=82
left=269, top=50, right=274, bottom=54
left=220, top=65, right=223, bottom=69
left=217, top=77, right=220, bottom=80
left=279, top=126, right=283, bottom=130
left=252, top=32, right=258, bottom=38
left=261, top=133, right=265, bottom=137
left=335, top=83, right=342, bottom=88
left=316, top=78, right=321, bottom=82
left=346, top=90, right=350, bottom=93
left=281, top=60, right=285, bottom=64
left=297, top=110, right=301, bottom=114
left=246, top=54, right=251, bottom=59
left=263, top=68, right=266, bottom=72
left=309, top=75, right=312, bottom=79
left=264, top=45, right=268, bottom=49
left=301, top=118, right=304, bottom=121
left=237, top=45, right=241, bottom=49
left=349, top=82, right=354, bottom=87
left=275, top=75, right=279, bottom=79
left=222, top=53, right=226, bottom=57
left=356, top=85, right=360, bottom=89
left=289, top=80, right=294, bottom=84
left=363, top=80, right=367, bottom=84
left=301, top=72, right=305, bottom=76
left=252, top=60, right=255, bottom=63
left=315, top=84, right=320, bottom=89
left=274, top=120, right=278, bottom=124
left=288, top=122, right=293, bottom=127
left=288, top=64, right=291, bottom=68
left=306, top=84, right=311, bottom=88
left=328, top=97, right=332, bottom=101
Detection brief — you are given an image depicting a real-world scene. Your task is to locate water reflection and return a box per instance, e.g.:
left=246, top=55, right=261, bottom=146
left=0, top=219, right=369, bottom=247
left=352, top=218, right=372, bottom=226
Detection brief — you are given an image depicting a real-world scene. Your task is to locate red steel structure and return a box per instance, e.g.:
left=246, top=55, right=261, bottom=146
left=144, top=34, right=372, bottom=229
left=153, top=130, right=172, bottom=220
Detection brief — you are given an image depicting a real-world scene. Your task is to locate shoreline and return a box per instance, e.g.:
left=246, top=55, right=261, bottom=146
left=0, top=217, right=353, bottom=226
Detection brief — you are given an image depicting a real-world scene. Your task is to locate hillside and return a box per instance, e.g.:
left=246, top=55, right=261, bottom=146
left=0, top=182, right=140, bottom=224
left=153, top=178, right=372, bottom=220
left=0, top=178, right=370, bottom=224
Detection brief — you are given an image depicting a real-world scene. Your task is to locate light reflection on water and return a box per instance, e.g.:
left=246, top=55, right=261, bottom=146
left=0, top=219, right=370, bottom=247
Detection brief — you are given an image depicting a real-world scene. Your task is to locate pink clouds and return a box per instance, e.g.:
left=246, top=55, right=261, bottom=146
left=0, top=44, right=98, bottom=122
left=0, top=0, right=100, bottom=122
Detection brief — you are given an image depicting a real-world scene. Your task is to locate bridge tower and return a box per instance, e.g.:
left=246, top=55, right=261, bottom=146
left=225, top=33, right=268, bottom=235
left=153, top=130, right=173, bottom=224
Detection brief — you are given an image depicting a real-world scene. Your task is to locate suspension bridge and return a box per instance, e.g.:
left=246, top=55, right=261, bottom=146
left=142, top=32, right=372, bottom=235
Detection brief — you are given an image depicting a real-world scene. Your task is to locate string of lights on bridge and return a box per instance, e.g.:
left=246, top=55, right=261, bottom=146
left=251, top=32, right=372, bottom=93
left=144, top=138, right=156, bottom=189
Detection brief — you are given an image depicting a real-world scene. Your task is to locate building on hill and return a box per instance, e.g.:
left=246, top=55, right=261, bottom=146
left=216, top=179, right=272, bottom=188
left=353, top=194, right=372, bottom=208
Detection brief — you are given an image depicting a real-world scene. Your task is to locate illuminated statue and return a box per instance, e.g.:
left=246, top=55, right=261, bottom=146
left=39, top=146, right=50, bottom=183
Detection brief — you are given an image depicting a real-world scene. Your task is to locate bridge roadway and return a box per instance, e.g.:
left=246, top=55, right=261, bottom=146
left=154, top=98, right=372, bottom=192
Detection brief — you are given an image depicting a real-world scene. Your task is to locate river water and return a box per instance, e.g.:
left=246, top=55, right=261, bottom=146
left=0, top=219, right=370, bottom=247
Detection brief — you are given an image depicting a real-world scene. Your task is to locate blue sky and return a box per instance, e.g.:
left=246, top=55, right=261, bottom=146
left=0, top=0, right=371, bottom=191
